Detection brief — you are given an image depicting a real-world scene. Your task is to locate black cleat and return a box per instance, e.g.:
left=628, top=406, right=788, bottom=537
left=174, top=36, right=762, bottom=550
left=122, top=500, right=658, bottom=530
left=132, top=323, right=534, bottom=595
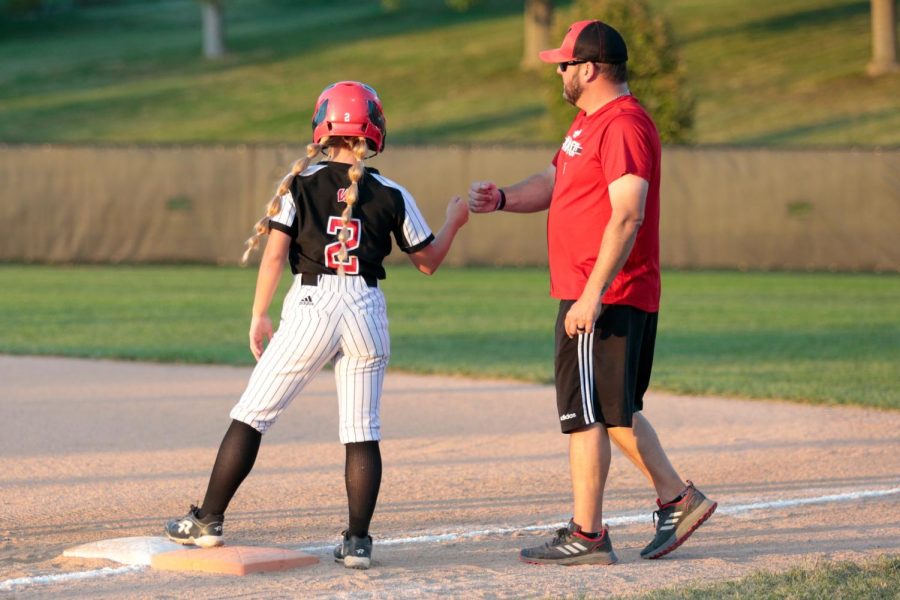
left=333, top=530, right=373, bottom=569
left=164, top=505, right=224, bottom=548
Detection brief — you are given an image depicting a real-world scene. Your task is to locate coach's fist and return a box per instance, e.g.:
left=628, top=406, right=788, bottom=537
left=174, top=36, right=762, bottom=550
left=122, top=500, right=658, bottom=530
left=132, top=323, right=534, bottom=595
left=468, top=181, right=500, bottom=213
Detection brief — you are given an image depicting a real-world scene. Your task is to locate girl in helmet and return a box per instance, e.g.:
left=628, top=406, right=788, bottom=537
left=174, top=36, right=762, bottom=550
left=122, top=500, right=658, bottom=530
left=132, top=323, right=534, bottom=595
left=164, top=81, right=469, bottom=570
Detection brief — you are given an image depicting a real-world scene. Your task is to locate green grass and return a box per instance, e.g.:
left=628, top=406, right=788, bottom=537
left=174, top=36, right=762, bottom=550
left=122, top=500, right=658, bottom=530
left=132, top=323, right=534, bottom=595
left=1, top=265, right=897, bottom=409
left=0, top=0, right=897, bottom=146
left=665, top=0, right=900, bottom=146
left=625, top=555, right=900, bottom=600
left=651, top=271, right=900, bottom=408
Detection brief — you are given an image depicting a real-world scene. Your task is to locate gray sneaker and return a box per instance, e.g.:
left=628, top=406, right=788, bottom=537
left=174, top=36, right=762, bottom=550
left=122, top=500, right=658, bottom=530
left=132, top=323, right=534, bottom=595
left=164, top=505, right=224, bottom=548
left=520, top=519, right=618, bottom=566
left=333, top=530, right=373, bottom=569
left=640, top=481, right=717, bottom=559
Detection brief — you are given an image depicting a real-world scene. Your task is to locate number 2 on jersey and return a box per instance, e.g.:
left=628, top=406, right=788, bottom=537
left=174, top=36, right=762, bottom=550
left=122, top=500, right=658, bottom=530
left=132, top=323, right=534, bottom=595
left=325, top=216, right=361, bottom=274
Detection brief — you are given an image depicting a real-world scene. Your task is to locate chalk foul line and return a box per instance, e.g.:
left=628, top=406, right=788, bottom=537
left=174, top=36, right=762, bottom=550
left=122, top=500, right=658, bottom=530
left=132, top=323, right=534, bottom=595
left=0, top=565, right=142, bottom=591
left=296, top=485, right=900, bottom=552
left=3, top=485, right=898, bottom=591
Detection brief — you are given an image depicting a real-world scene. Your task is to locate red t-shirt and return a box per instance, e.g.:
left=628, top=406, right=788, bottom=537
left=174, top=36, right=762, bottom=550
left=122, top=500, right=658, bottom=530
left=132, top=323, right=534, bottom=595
left=548, top=95, right=661, bottom=312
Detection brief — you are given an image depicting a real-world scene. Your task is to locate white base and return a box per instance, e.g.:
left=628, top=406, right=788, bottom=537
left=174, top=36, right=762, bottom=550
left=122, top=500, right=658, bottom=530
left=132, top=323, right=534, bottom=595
left=63, top=536, right=191, bottom=566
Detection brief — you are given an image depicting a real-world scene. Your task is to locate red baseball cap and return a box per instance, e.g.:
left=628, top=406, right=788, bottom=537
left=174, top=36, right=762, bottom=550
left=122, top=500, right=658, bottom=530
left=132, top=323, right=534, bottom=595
left=538, top=20, right=628, bottom=64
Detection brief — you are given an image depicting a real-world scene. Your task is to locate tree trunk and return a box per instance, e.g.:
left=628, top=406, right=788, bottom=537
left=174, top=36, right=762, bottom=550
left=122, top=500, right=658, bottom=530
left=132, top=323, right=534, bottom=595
left=868, top=0, right=898, bottom=75
left=202, top=0, right=226, bottom=59
left=522, top=0, right=553, bottom=71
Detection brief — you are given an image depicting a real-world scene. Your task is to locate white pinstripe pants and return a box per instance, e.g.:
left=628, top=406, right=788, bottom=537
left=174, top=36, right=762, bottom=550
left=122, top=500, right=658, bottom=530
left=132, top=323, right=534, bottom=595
left=230, top=274, right=390, bottom=443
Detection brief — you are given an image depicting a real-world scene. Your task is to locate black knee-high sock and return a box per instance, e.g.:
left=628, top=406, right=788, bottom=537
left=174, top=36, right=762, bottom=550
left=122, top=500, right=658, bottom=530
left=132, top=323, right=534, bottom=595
left=199, top=420, right=262, bottom=518
left=345, top=441, right=382, bottom=538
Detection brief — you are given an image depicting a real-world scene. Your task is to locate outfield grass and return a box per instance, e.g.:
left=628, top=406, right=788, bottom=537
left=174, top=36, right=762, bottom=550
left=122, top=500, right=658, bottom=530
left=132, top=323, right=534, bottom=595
left=0, top=0, right=897, bottom=146
left=626, top=555, right=899, bottom=600
left=0, top=265, right=897, bottom=410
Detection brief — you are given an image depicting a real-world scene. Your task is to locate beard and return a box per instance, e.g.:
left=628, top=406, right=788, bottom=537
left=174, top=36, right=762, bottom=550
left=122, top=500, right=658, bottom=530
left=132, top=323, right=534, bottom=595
left=562, top=76, right=582, bottom=106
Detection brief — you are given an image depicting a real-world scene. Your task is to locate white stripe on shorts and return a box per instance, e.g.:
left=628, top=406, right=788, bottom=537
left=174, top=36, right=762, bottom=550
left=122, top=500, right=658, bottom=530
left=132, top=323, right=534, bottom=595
left=577, top=332, right=596, bottom=426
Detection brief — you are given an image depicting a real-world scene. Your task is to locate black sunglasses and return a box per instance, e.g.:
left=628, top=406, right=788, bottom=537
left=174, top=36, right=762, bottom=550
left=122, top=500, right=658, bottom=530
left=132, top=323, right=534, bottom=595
left=559, top=60, right=588, bottom=72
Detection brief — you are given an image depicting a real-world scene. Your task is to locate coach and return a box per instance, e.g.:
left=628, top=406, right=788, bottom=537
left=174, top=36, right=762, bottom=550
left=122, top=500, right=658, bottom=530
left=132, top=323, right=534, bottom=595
left=468, top=20, right=715, bottom=565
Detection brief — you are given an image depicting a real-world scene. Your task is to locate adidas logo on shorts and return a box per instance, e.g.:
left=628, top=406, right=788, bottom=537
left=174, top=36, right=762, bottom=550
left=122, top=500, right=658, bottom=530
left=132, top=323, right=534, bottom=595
left=560, top=413, right=577, bottom=421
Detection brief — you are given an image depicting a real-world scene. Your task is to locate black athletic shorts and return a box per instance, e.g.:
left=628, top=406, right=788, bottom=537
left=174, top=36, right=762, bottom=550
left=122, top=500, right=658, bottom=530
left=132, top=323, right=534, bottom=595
left=555, top=301, right=658, bottom=432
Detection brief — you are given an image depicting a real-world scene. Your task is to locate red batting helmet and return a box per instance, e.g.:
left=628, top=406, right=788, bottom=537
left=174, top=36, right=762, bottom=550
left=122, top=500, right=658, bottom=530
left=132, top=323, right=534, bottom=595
left=312, top=81, right=387, bottom=153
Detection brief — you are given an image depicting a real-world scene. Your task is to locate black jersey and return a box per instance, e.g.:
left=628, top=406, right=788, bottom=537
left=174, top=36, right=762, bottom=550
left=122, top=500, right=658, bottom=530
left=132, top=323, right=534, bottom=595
left=268, top=162, right=434, bottom=280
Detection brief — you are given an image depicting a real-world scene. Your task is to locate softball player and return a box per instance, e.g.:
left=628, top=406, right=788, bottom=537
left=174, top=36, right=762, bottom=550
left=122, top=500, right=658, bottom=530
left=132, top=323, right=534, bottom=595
left=164, top=81, right=469, bottom=570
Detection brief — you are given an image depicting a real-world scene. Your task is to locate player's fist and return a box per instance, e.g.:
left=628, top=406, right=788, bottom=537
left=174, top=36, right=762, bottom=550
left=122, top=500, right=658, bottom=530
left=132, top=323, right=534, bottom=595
left=468, top=181, right=500, bottom=213
left=446, top=195, right=469, bottom=229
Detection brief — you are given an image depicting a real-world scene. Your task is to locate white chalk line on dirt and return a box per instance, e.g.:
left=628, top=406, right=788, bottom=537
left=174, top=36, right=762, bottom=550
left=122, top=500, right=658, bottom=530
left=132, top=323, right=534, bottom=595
left=3, top=485, right=898, bottom=591
left=0, top=565, right=142, bottom=591
left=297, top=485, right=900, bottom=552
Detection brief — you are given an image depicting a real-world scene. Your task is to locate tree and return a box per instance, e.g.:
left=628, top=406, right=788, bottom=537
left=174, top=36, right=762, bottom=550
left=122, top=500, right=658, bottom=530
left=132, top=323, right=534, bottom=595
left=546, top=0, right=694, bottom=144
left=201, top=0, right=225, bottom=59
left=868, top=0, right=898, bottom=76
left=522, top=0, right=554, bottom=70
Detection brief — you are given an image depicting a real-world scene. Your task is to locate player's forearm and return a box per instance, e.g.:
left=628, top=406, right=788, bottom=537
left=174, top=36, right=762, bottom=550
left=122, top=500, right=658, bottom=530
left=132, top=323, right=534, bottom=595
left=250, top=230, right=291, bottom=317
left=251, top=249, right=286, bottom=317
left=252, top=230, right=291, bottom=317
left=415, top=221, right=463, bottom=275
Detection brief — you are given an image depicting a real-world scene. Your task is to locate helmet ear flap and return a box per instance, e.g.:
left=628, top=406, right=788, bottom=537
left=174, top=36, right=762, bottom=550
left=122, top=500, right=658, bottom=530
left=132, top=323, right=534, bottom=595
left=367, top=100, right=386, bottom=152
left=312, top=99, right=328, bottom=129
left=367, top=100, right=385, bottom=131
left=312, top=98, right=331, bottom=144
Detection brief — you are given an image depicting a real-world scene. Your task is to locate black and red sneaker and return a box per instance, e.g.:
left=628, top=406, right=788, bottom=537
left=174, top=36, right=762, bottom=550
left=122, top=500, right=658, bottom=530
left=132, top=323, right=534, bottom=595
left=520, top=519, right=618, bottom=566
left=640, top=481, right=717, bottom=559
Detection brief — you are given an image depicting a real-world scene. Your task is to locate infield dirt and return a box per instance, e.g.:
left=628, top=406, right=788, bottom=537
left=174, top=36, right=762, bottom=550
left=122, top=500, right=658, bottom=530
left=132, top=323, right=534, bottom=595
left=1, top=355, right=898, bottom=598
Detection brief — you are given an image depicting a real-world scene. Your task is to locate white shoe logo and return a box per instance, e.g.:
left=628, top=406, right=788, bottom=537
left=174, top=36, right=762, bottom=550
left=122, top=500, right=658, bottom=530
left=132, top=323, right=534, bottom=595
left=177, top=520, right=193, bottom=534
left=356, top=549, right=365, bottom=555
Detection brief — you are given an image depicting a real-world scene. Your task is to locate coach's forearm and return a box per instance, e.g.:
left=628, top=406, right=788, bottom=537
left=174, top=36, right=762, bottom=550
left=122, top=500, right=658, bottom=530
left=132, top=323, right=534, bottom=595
left=582, top=217, right=642, bottom=304
left=501, top=167, right=555, bottom=213
left=581, top=174, right=649, bottom=305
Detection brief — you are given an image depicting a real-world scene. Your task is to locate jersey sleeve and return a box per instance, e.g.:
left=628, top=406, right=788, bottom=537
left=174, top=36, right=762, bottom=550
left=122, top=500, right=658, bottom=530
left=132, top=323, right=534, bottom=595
left=395, top=188, right=434, bottom=253
left=368, top=173, right=434, bottom=253
left=599, top=114, right=654, bottom=183
left=267, top=191, right=298, bottom=238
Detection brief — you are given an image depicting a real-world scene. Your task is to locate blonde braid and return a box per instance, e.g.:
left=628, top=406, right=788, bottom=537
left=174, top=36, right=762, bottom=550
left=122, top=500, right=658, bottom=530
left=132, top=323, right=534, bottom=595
left=241, top=139, right=329, bottom=264
left=335, top=137, right=368, bottom=275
